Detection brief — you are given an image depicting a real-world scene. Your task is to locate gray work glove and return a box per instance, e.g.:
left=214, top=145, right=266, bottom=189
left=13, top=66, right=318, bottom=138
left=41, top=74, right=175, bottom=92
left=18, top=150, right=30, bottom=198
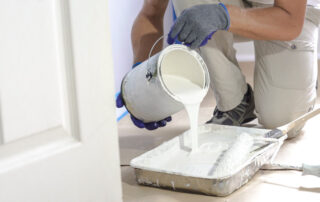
left=168, top=3, right=230, bottom=49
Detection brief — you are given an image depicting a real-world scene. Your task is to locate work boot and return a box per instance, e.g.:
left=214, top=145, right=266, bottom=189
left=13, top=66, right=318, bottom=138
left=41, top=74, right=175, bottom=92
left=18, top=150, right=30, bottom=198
left=206, top=84, right=257, bottom=126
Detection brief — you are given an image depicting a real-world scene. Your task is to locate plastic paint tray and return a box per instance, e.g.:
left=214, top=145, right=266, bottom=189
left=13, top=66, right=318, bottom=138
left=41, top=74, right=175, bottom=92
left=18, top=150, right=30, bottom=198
left=130, top=124, right=279, bottom=196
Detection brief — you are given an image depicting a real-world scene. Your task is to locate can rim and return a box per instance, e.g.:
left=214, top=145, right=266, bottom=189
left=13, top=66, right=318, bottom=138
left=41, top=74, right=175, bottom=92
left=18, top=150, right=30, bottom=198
left=157, top=44, right=210, bottom=103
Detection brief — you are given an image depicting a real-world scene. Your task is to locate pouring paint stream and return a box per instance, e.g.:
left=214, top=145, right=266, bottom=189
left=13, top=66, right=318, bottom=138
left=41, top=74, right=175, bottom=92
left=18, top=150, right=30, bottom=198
left=162, top=74, right=206, bottom=152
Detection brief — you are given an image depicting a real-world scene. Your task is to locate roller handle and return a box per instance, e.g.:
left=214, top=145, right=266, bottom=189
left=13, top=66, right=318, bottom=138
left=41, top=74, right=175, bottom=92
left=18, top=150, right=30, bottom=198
left=278, top=108, right=320, bottom=135
left=264, top=108, right=320, bottom=139
left=263, top=163, right=320, bottom=177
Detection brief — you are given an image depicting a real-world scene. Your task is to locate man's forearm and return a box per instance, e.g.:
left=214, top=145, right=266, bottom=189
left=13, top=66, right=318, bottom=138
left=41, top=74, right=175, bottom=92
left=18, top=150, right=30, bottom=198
left=131, top=0, right=169, bottom=63
left=227, top=0, right=307, bottom=41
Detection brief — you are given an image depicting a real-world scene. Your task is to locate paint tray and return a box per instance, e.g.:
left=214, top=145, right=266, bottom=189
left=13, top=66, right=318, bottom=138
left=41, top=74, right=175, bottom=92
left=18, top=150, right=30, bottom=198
left=130, top=124, right=280, bottom=196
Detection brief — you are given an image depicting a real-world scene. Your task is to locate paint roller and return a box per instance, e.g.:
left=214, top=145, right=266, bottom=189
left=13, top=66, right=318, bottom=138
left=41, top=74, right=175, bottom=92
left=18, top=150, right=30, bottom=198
left=209, top=132, right=254, bottom=177
left=209, top=133, right=280, bottom=177
left=210, top=107, right=320, bottom=178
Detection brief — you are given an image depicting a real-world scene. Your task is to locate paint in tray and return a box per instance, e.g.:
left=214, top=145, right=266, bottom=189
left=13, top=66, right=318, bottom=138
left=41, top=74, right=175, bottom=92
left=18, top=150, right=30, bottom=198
left=131, top=124, right=270, bottom=179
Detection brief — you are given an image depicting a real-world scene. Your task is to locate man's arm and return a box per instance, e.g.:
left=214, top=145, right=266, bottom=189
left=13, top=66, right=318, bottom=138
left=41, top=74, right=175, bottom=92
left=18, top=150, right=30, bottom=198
left=227, top=0, right=307, bottom=41
left=131, top=0, right=169, bottom=63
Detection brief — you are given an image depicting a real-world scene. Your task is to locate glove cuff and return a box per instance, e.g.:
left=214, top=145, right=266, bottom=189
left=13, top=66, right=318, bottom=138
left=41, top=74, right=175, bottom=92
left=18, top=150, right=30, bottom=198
left=132, top=62, right=142, bottom=69
left=218, top=3, right=230, bottom=30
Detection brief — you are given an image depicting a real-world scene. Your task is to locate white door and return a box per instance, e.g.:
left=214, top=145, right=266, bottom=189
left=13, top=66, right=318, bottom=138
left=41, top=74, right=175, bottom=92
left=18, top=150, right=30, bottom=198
left=0, top=0, right=122, bottom=201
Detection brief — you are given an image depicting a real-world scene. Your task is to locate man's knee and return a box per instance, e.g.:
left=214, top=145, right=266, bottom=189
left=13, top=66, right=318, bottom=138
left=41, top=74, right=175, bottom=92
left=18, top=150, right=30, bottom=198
left=258, top=109, right=288, bottom=129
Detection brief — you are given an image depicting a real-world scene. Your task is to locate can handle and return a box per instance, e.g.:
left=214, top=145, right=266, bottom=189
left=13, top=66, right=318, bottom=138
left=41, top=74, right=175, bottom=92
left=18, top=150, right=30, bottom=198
left=146, top=36, right=165, bottom=81
left=145, top=36, right=202, bottom=81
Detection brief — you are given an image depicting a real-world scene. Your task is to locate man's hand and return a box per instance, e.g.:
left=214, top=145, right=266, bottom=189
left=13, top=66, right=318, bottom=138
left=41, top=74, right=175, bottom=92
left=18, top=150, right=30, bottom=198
left=116, top=62, right=172, bottom=130
left=167, top=3, right=230, bottom=49
left=116, top=93, right=172, bottom=130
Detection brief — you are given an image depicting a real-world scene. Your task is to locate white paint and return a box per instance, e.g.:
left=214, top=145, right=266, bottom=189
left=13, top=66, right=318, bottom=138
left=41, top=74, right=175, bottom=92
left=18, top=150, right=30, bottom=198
left=0, top=0, right=122, bottom=201
left=160, top=47, right=209, bottom=152
left=185, top=103, right=201, bottom=152
left=162, top=75, right=206, bottom=152
left=130, top=46, right=255, bottom=178
left=131, top=124, right=271, bottom=179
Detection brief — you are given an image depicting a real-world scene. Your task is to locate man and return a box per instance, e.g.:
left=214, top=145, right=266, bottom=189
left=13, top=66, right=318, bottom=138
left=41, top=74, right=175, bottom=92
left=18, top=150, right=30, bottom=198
left=117, top=0, right=319, bottom=138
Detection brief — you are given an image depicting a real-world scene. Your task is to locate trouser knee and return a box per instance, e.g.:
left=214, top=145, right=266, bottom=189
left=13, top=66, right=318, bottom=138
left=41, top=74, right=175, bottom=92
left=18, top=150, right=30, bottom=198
left=257, top=108, right=307, bottom=139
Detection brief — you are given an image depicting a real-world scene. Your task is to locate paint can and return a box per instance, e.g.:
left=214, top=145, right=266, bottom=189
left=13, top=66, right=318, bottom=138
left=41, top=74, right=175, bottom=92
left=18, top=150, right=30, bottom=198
left=121, top=40, right=210, bottom=122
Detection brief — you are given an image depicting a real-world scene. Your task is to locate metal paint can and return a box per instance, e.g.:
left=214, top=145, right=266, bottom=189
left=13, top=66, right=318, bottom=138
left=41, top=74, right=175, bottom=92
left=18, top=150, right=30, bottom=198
left=121, top=44, right=210, bottom=122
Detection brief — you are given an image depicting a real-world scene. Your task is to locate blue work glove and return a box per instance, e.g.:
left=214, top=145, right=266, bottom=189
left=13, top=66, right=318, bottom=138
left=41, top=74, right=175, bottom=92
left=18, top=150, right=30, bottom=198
left=168, top=3, right=230, bottom=49
left=116, top=63, right=172, bottom=130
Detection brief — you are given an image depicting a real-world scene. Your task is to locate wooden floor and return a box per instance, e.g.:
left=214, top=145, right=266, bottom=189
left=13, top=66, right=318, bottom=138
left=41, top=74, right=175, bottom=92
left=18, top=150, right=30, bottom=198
left=118, top=62, right=320, bottom=202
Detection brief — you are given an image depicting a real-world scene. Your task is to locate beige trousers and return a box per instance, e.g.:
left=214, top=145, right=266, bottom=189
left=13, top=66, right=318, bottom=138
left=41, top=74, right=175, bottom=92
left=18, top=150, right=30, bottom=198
left=172, top=0, right=319, bottom=138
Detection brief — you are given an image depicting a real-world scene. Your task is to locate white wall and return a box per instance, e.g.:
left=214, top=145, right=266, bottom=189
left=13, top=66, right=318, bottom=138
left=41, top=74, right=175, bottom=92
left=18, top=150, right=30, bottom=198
left=108, top=1, right=142, bottom=92
left=234, top=42, right=255, bottom=62
left=108, top=1, right=143, bottom=119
